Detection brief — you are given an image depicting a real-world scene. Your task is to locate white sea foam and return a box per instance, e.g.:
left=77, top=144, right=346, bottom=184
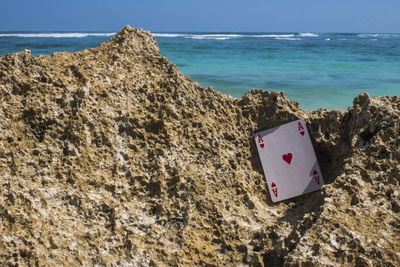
left=193, top=34, right=242, bottom=37
left=153, top=33, right=297, bottom=39
left=0, top=32, right=116, bottom=38
left=153, top=33, right=242, bottom=40
left=186, top=36, right=231, bottom=40
left=299, top=33, right=318, bottom=37
left=152, top=33, right=187, bottom=37
left=152, top=33, right=322, bottom=40
left=274, top=37, right=301, bottom=40
left=358, top=33, right=400, bottom=38
left=259, top=34, right=295, bottom=38
left=152, top=33, right=327, bottom=40
left=184, top=34, right=242, bottom=40
left=358, top=33, right=379, bottom=38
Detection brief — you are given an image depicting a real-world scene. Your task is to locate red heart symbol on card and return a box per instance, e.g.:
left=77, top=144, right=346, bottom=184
left=300, top=131, right=304, bottom=136
left=313, top=170, right=318, bottom=175
left=282, top=153, right=293, bottom=164
left=260, top=143, right=264, bottom=148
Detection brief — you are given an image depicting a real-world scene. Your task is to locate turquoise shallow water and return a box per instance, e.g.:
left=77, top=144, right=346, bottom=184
left=1, top=32, right=399, bottom=110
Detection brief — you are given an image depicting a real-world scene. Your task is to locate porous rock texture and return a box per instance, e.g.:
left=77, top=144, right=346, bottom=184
left=0, top=25, right=399, bottom=266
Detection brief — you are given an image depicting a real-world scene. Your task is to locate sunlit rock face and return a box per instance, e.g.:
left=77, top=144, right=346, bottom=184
left=0, top=25, right=399, bottom=266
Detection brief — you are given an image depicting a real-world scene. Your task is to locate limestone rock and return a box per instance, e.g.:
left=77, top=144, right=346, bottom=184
left=0, top=25, right=398, bottom=266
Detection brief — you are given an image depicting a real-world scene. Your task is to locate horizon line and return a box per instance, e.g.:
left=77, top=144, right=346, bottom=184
left=0, top=29, right=400, bottom=34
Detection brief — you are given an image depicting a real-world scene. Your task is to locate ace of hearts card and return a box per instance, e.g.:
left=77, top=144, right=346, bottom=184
left=254, top=119, right=324, bottom=202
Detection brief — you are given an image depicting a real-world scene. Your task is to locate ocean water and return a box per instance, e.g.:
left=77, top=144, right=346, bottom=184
left=1, top=31, right=399, bottom=110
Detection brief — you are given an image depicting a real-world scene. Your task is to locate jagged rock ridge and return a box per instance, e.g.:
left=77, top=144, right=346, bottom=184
left=0, top=25, right=399, bottom=266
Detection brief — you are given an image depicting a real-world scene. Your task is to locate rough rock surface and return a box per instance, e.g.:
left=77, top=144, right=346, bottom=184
left=0, top=25, right=399, bottom=266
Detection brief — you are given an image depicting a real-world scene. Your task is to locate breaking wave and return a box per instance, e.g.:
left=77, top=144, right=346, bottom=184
left=153, top=33, right=306, bottom=40
left=358, top=33, right=400, bottom=38
left=152, top=33, right=186, bottom=38
left=299, top=33, right=319, bottom=37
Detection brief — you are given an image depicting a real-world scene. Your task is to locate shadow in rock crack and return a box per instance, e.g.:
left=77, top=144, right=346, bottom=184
left=313, top=140, right=349, bottom=185
left=260, top=191, right=325, bottom=266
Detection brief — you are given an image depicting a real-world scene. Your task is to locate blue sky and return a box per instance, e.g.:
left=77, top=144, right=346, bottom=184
left=1, top=0, right=399, bottom=33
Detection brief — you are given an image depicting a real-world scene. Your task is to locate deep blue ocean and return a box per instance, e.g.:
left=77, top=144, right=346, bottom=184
left=1, top=31, right=399, bottom=110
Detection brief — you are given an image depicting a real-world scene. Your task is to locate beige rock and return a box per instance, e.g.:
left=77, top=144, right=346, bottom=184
left=0, top=25, right=398, bottom=266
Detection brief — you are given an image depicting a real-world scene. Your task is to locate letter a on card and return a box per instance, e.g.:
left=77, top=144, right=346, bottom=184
left=298, top=121, right=305, bottom=136
left=254, top=119, right=324, bottom=202
left=257, top=135, right=264, bottom=148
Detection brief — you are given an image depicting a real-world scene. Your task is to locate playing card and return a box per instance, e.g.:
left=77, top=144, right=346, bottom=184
left=254, top=119, right=324, bottom=202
